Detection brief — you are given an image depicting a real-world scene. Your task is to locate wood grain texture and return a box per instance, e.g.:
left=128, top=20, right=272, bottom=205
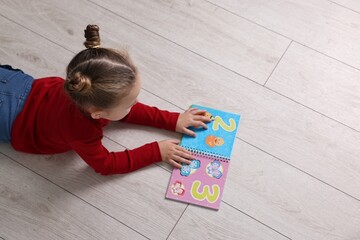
left=0, top=90, right=287, bottom=240
left=0, top=153, right=146, bottom=240
left=106, top=92, right=360, bottom=239
left=330, top=0, right=360, bottom=12
left=0, top=17, right=71, bottom=77
left=0, top=7, right=185, bottom=239
left=266, top=42, right=360, bottom=131
left=78, top=13, right=360, bottom=203
left=0, top=140, right=186, bottom=240
left=89, top=0, right=290, bottom=84
left=224, top=139, right=360, bottom=240
left=133, top=31, right=360, bottom=202
left=168, top=204, right=289, bottom=240
left=1, top=0, right=360, bottom=239
left=209, top=0, right=360, bottom=69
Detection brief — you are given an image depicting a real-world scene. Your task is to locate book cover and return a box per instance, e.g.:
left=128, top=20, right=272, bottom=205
left=165, top=105, right=240, bottom=210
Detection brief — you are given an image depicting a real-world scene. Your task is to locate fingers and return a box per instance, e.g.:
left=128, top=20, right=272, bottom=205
left=175, top=145, right=193, bottom=159
left=179, top=108, right=212, bottom=137
left=168, top=139, right=180, bottom=145
left=166, top=139, right=193, bottom=158
left=183, top=128, right=196, bottom=137
left=193, top=120, right=209, bottom=129
left=173, top=155, right=192, bottom=165
left=170, top=160, right=183, bottom=169
left=187, top=107, right=198, bottom=113
left=170, top=144, right=193, bottom=168
left=170, top=155, right=192, bottom=169
left=191, top=109, right=207, bottom=115
left=194, top=114, right=212, bottom=123
left=191, top=109, right=212, bottom=119
left=188, top=108, right=210, bottom=118
left=190, top=110, right=213, bottom=127
left=181, top=117, right=209, bottom=137
left=160, top=139, right=195, bottom=169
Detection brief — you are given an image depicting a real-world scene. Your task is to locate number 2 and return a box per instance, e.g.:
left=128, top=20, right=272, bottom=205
left=213, top=116, right=236, bottom=132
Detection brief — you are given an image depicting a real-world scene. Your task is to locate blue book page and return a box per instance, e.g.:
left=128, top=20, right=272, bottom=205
left=180, top=105, right=241, bottom=159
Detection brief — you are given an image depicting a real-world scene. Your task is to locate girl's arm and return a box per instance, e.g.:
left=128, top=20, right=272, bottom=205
left=120, top=102, right=179, bottom=131
left=71, top=136, right=162, bottom=175
left=121, top=102, right=211, bottom=136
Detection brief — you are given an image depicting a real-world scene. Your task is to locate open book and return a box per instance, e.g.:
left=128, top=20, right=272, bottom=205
left=165, top=105, right=240, bottom=210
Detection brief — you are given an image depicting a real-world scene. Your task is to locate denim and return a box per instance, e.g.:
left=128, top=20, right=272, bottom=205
left=0, top=65, right=35, bottom=142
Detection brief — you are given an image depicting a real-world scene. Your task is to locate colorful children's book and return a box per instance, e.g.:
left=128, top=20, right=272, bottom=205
left=166, top=105, right=240, bottom=210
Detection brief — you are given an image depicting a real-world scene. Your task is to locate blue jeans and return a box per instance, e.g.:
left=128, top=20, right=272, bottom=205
left=0, top=65, right=35, bottom=142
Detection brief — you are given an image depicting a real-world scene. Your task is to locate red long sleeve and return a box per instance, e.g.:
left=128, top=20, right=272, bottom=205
left=121, top=102, right=180, bottom=131
left=71, top=138, right=161, bottom=175
left=11, top=77, right=180, bottom=175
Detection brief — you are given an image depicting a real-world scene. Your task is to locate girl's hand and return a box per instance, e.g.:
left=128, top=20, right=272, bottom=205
left=176, top=108, right=212, bottom=137
left=158, top=139, right=193, bottom=168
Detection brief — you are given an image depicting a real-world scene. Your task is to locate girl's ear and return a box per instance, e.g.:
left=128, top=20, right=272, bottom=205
left=86, top=106, right=103, bottom=119
left=90, top=111, right=102, bottom=119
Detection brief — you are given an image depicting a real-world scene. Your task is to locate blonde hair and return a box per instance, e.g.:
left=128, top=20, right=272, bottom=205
left=64, top=25, right=138, bottom=109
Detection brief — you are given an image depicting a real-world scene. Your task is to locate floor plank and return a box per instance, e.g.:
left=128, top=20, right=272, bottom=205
left=0, top=91, right=293, bottom=239
left=0, top=140, right=186, bottom=240
left=266, top=42, right=360, bottom=131
left=329, top=0, right=360, bottom=12
left=168, top=204, right=289, bottom=240
left=70, top=12, right=360, bottom=202
left=0, top=9, right=185, bottom=240
left=2, top=0, right=360, bottom=239
left=94, top=0, right=291, bottom=84
left=209, top=0, right=360, bottom=70
left=0, top=0, right=290, bottom=85
left=106, top=93, right=360, bottom=239
left=124, top=25, right=360, bottom=202
left=0, top=6, right=288, bottom=239
left=0, top=17, right=71, bottom=77
left=225, top=139, right=360, bottom=240
left=0, top=153, right=147, bottom=240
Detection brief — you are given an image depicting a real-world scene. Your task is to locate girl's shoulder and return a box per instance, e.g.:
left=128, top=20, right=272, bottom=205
left=34, top=76, right=65, bottom=85
left=32, top=76, right=104, bottom=139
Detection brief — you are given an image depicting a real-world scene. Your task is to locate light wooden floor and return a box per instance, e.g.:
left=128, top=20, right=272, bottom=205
left=1, top=0, right=360, bottom=239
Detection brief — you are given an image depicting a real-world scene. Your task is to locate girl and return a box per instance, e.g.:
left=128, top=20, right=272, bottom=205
left=0, top=25, right=211, bottom=175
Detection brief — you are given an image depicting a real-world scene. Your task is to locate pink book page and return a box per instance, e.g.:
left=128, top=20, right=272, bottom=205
left=165, top=154, right=230, bottom=210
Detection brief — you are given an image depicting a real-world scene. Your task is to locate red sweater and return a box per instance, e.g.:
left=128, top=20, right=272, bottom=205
left=11, top=77, right=179, bottom=175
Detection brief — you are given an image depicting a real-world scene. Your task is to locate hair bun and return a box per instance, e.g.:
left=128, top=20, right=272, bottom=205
left=84, top=24, right=101, bottom=49
left=65, top=72, right=92, bottom=94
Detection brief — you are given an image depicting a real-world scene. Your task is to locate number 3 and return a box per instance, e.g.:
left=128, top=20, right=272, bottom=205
left=191, top=180, right=220, bottom=203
